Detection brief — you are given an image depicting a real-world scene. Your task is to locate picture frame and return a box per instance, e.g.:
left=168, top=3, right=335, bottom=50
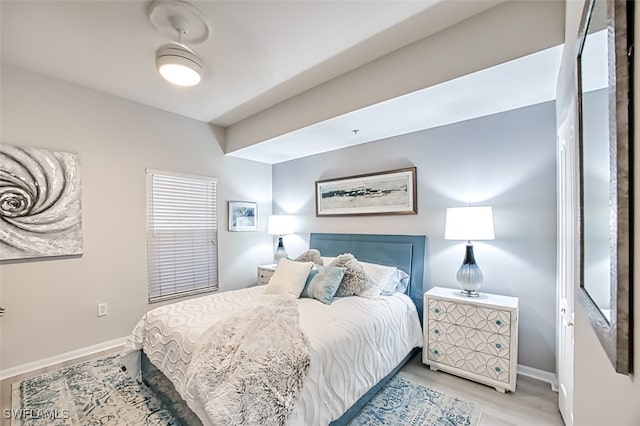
left=315, top=167, right=417, bottom=217
left=228, top=201, right=258, bottom=231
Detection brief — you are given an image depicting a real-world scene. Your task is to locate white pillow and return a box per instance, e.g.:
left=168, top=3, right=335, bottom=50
left=359, top=261, right=398, bottom=298
left=381, top=268, right=410, bottom=295
left=264, top=258, right=314, bottom=297
left=321, top=256, right=336, bottom=266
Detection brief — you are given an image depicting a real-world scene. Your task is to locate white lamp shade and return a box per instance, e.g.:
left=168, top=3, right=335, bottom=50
left=444, top=206, right=495, bottom=241
left=268, top=215, right=294, bottom=235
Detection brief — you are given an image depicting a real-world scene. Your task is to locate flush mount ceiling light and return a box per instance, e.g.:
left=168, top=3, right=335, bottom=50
left=156, top=43, right=202, bottom=86
left=148, top=0, right=210, bottom=87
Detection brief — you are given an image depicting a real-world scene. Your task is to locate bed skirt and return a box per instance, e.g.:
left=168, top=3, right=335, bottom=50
left=141, top=353, right=204, bottom=426
left=140, top=347, right=421, bottom=426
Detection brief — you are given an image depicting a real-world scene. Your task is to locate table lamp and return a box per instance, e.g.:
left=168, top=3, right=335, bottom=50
left=444, top=206, right=495, bottom=297
left=267, top=215, right=294, bottom=263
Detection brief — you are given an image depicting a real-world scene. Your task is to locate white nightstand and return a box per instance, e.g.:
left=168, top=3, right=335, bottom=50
left=257, top=264, right=277, bottom=285
left=422, top=287, right=519, bottom=393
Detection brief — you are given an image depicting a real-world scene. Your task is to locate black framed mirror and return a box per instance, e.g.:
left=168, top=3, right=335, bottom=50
left=577, top=0, right=633, bottom=374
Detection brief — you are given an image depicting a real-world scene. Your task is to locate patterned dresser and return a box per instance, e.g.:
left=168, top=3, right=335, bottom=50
left=423, top=287, right=518, bottom=392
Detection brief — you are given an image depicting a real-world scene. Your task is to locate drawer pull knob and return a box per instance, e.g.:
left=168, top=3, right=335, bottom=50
left=434, top=308, right=440, bottom=314
left=434, top=329, right=440, bottom=334
left=495, top=320, right=503, bottom=326
left=495, top=343, right=502, bottom=349
left=433, top=349, right=439, bottom=355
left=495, top=367, right=501, bottom=372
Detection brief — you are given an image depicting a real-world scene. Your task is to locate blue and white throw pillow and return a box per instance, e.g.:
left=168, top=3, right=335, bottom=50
left=301, top=266, right=346, bottom=304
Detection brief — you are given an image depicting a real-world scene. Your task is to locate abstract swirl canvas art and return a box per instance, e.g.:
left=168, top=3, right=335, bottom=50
left=0, top=144, right=83, bottom=260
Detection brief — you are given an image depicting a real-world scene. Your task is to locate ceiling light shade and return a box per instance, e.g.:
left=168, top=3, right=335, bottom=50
left=156, top=43, right=203, bottom=86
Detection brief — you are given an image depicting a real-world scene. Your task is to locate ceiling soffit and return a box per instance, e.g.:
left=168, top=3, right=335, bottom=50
left=224, top=0, right=565, bottom=158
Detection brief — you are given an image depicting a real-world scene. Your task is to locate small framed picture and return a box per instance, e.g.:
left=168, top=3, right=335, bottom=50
left=228, top=201, right=258, bottom=232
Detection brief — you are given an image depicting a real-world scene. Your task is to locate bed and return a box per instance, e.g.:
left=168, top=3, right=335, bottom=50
left=121, top=233, right=427, bottom=426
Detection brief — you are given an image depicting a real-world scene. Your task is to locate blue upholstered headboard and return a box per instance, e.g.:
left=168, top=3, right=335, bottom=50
left=309, top=233, right=427, bottom=323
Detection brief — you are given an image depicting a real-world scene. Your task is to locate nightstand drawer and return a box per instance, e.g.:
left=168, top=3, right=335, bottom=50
left=257, top=270, right=272, bottom=285
left=427, top=342, right=511, bottom=384
left=427, top=298, right=512, bottom=335
left=257, top=264, right=276, bottom=285
left=427, top=320, right=511, bottom=358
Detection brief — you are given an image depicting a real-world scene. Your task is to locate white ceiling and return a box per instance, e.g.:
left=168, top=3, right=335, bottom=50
left=1, top=1, right=498, bottom=123
left=1, top=0, right=565, bottom=165
left=230, top=43, right=564, bottom=164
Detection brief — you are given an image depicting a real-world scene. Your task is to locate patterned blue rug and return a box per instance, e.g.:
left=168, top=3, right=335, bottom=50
left=11, top=354, right=177, bottom=426
left=349, top=375, right=482, bottom=426
left=12, top=354, right=482, bottom=425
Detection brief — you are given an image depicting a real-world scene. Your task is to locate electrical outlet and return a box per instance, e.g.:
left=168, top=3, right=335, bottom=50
left=97, top=302, right=108, bottom=317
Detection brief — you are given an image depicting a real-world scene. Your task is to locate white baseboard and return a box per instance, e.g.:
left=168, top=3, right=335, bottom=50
left=517, top=364, right=559, bottom=392
left=0, top=336, right=127, bottom=381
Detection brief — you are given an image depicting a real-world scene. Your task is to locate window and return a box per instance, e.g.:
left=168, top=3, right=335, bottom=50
left=146, top=169, right=218, bottom=302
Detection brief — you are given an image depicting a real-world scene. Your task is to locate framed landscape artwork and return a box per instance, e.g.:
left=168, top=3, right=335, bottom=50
left=228, top=201, right=257, bottom=231
left=315, top=167, right=417, bottom=216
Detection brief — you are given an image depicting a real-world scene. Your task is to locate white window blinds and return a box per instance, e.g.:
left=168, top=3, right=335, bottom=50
left=146, top=169, right=218, bottom=302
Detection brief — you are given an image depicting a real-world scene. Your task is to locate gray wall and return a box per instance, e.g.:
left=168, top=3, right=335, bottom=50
left=0, top=65, right=274, bottom=371
left=273, top=101, right=557, bottom=373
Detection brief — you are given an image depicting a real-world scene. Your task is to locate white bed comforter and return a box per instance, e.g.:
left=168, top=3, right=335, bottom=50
left=120, top=286, right=423, bottom=426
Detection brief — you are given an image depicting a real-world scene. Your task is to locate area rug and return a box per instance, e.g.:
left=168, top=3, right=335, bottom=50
left=12, top=354, right=482, bottom=426
left=348, top=374, right=483, bottom=426
left=11, top=354, right=177, bottom=426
